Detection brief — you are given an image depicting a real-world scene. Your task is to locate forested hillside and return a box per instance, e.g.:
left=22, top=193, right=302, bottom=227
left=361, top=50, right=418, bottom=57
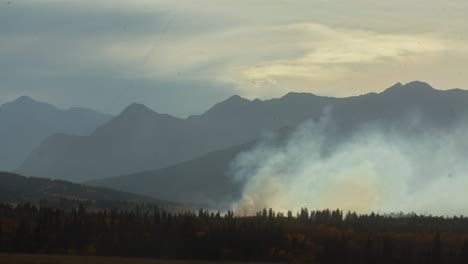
left=0, top=172, right=185, bottom=211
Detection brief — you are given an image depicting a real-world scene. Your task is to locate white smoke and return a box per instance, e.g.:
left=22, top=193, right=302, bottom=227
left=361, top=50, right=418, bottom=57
left=229, top=113, right=468, bottom=216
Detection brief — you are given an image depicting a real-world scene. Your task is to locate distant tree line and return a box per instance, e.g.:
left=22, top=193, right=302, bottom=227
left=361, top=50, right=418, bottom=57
left=2, top=203, right=468, bottom=263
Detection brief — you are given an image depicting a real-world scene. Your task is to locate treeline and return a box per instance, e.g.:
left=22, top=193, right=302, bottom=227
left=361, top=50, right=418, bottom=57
left=2, top=203, right=468, bottom=263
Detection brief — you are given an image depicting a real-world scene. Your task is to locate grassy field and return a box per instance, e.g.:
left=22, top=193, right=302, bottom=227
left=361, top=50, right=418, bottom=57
left=0, top=254, right=270, bottom=264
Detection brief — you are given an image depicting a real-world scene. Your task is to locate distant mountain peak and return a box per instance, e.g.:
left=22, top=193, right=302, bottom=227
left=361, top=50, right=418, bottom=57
left=113, top=103, right=181, bottom=124
left=13, top=95, right=38, bottom=104
left=201, top=95, right=251, bottom=117
left=217, top=95, right=251, bottom=107
left=120, top=103, right=155, bottom=116
left=388, top=82, right=404, bottom=90
left=2, top=96, right=55, bottom=111
left=225, top=95, right=249, bottom=103
left=383, top=81, right=434, bottom=94
left=403, top=81, right=434, bottom=90
left=281, top=92, right=318, bottom=99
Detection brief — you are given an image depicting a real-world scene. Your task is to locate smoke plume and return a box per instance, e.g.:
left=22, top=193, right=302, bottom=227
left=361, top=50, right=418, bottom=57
left=229, top=112, right=468, bottom=216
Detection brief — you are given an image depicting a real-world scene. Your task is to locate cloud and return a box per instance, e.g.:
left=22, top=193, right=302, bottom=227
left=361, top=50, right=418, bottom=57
left=0, top=1, right=233, bottom=117
left=101, top=19, right=464, bottom=99
left=2, top=0, right=468, bottom=115
left=236, top=24, right=449, bottom=96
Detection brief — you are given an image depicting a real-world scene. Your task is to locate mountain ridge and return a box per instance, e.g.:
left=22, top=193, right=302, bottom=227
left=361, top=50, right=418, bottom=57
left=0, top=96, right=112, bottom=171
left=16, top=81, right=468, bottom=184
left=0, top=171, right=188, bottom=212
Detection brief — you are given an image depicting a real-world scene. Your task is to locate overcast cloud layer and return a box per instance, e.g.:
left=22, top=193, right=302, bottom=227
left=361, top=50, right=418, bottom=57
left=1, top=0, right=468, bottom=117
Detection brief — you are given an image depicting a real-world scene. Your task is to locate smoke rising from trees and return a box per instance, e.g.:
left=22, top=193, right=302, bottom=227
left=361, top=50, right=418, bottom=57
left=230, top=112, right=468, bottom=216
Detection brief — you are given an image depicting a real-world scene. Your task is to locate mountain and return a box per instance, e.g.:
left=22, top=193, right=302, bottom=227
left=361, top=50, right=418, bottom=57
left=0, top=96, right=112, bottom=171
left=17, top=92, right=333, bottom=182
left=17, top=81, right=468, bottom=183
left=86, top=81, right=468, bottom=206
left=17, top=103, right=239, bottom=181
left=87, top=128, right=295, bottom=208
left=0, top=171, right=185, bottom=211
left=87, top=142, right=256, bottom=208
left=327, top=81, right=467, bottom=137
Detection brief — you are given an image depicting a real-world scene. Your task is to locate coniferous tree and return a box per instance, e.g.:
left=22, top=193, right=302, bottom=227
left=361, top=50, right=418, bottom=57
left=432, top=231, right=442, bottom=263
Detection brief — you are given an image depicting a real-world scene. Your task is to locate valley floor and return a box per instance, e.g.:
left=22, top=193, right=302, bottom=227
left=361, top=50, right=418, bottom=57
left=0, top=254, right=271, bottom=264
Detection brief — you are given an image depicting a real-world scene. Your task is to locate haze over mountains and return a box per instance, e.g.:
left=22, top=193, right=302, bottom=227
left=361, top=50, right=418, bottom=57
left=86, top=82, right=468, bottom=208
left=0, top=96, right=112, bottom=171
left=17, top=90, right=336, bottom=181
left=88, top=142, right=257, bottom=208
left=11, top=81, right=468, bottom=209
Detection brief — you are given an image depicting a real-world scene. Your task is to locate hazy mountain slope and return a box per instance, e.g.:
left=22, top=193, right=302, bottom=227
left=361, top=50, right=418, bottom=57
left=0, top=171, right=184, bottom=211
left=17, top=81, right=468, bottom=184
left=18, top=94, right=337, bottom=182
left=17, top=103, right=239, bottom=182
left=87, top=128, right=294, bottom=208
left=0, top=96, right=112, bottom=171
left=87, top=81, right=468, bottom=206
left=87, top=141, right=257, bottom=208
left=187, top=93, right=337, bottom=144
left=323, top=81, right=468, bottom=143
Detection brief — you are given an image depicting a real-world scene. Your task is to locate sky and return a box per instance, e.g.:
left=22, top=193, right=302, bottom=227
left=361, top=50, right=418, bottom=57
left=1, top=0, right=468, bottom=117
